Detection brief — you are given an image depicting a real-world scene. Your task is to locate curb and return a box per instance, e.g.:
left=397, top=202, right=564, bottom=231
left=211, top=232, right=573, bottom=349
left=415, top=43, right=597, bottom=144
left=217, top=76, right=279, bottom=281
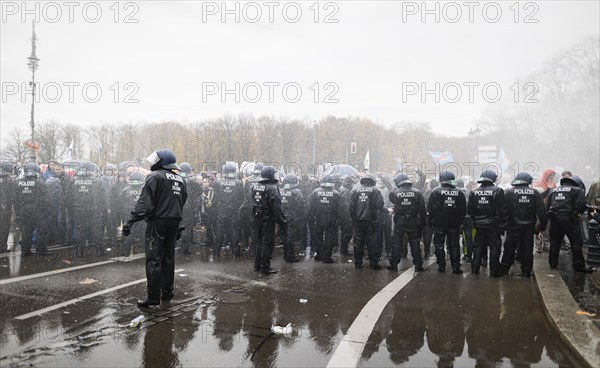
left=533, top=254, right=600, bottom=368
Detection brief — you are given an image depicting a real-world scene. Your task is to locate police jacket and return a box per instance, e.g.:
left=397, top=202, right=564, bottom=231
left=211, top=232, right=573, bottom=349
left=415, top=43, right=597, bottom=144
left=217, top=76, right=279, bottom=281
left=213, top=177, right=244, bottom=220
left=252, top=179, right=286, bottom=225
left=389, top=185, right=427, bottom=229
left=309, top=186, right=342, bottom=225
left=15, top=177, right=49, bottom=217
left=68, top=175, right=102, bottom=212
left=547, top=183, right=586, bottom=219
left=120, top=183, right=143, bottom=219
left=349, top=185, right=384, bottom=223
left=280, top=187, right=305, bottom=222
left=505, top=184, right=547, bottom=229
left=129, top=169, right=187, bottom=222
left=468, top=183, right=506, bottom=228
left=0, top=176, right=15, bottom=214
left=427, top=184, right=467, bottom=228
left=183, top=177, right=202, bottom=219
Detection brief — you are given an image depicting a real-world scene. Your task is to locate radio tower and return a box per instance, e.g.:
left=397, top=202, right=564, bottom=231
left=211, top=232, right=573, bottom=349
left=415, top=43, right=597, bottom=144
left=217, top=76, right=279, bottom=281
left=27, top=22, right=40, bottom=163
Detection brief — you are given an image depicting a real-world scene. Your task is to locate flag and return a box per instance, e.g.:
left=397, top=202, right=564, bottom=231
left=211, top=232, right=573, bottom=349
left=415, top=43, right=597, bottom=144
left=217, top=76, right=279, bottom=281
left=428, top=151, right=454, bottom=165
left=497, top=147, right=510, bottom=172
left=63, top=141, right=73, bottom=162
left=364, top=150, right=370, bottom=171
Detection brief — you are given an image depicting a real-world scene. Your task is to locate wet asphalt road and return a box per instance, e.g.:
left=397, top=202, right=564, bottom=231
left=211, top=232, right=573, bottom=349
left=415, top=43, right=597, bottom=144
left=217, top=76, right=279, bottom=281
left=0, top=240, right=586, bottom=367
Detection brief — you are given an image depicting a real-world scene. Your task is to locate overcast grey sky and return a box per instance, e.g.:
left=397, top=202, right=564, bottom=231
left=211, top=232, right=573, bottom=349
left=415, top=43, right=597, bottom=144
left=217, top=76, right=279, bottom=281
left=1, top=1, right=599, bottom=140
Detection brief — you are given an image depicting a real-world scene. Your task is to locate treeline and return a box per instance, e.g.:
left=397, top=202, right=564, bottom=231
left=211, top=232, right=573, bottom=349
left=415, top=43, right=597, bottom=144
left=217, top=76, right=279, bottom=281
left=2, top=115, right=474, bottom=174
left=480, top=35, right=599, bottom=179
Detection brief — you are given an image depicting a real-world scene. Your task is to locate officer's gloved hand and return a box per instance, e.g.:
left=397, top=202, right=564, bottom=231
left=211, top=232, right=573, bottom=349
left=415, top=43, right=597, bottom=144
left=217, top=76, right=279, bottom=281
left=176, top=227, right=185, bottom=240
left=123, top=221, right=134, bottom=237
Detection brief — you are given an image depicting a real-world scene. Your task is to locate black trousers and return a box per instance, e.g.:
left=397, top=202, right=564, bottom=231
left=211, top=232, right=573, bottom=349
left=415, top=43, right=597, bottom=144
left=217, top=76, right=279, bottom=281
left=472, top=226, right=502, bottom=274
left=214, top=216, right=239, bottom=255
left=144, top=219, right=179, bottom=301
left=433, top=226, right=461, bottom=271
left=501, top=225, right=534, bottom=274
left=549, top=216, right=586, bottom=270
left=354, top=220, right=380, bottom=266
left=340, top=217, right=353, bottom=254
left=314, top=222, right=336, bottom=260
left=73, top=209, right=102, bottom=253
left=422, top=224, right=434, bottom=257
left=0, top=210, right=11, bottom=252
left=391, top=225, right=422, bottom=268
left=284, top=218, right=302, bottom=260
left=255, top=216, right=277, bottom=271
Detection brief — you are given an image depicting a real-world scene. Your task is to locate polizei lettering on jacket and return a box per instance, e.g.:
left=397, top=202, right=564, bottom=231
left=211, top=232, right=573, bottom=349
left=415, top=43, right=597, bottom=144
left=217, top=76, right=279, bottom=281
left=441, top=190, right=459, bottom=196
left=514, top=188, right=534, bottom=195
left=74, top=179, right=93, bottom=185
left=395, top=191, right=415, bottom=198
left=475, top=190, right=494, bottom=196
left=165, top=173, right=184, bottom=183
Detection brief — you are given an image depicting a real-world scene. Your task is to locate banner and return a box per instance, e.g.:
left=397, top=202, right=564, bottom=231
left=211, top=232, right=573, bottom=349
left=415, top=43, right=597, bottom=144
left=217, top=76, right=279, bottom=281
left=497, top=147, right=510, bottom=172
left=364, top=150, right=370, bottom=171
left=428, top=151, right=453, bottom=165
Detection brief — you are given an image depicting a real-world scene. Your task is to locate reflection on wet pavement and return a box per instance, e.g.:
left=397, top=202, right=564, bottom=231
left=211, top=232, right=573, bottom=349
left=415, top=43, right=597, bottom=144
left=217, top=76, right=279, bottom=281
left=0, top=244, right=589, bottom=367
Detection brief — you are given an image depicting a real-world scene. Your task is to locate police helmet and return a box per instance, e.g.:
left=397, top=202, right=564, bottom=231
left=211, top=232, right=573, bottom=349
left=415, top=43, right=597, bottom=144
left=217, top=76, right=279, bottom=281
left=222, top=162, right=237, bottom=179
left=560, top=175, right=583, bottom=188
left=477, top=170, right=498, bottom=184
left=261, top=166, right=277, bottom=181
left=0, top=161, right=14, bottom=177
left=320, top=175, right=336, bottom=188
left=146, top=149, right=179, bottom=171
left=360, top=173, right=377, bottom=186
left=76, top=162, right=100, bottom=178
left=394, top=173, right=412, bottom=187
left=512, top=172, right=533, bottom=186
left=128, top=171, right=145, bottom=184
left=24, top=162, right=40, bottom=178
left=283, top=174, right=299, bottom=189
left=253, top=163, right=264, bottom=176
left=179, top=162, right=192, bottom=176
left=439, top=171, right=456, bottom=186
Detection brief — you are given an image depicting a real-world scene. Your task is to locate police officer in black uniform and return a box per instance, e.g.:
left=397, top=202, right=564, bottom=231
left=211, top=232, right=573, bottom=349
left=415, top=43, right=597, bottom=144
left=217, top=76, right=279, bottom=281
left=0, top=162, right=16, bottom=253
left=240, top=163, right=263, bottom=256
left=468, top=170, right=506, bottom=276
left=349, top=173, right=384, bottom=269
left=212, top=163, right=244, bottom=256
left=252, top=166, right=286, bottom=274
left=309, top=175, right=343, bottom=263
left=68, top=162, right=104, bottom=257
left=547, top=175, right=594, bottom=273
left=339, top=176, right=356, bottom=255
left=123, top=149, right=187, bottom=307
left=388, top=173, right=426, bottom=272
left=15, top=163, right=51, bottom=256
left=500, top=172, right=548, bottom=277
left=119, top=171, right=145, bottom=257
left=280, top=174, right=303, bottom=262
left=428, top=171, right=467, bottom=274
left=179, top=162, right=202, bottom=255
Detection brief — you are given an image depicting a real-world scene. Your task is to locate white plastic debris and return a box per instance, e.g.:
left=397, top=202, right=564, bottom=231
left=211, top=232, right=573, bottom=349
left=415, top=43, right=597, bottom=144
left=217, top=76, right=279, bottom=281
left=129, top=315, right=145, bottom=328
left=299, top=299, right=308, bottom=304
left=271, top=323, right=292, bottom=335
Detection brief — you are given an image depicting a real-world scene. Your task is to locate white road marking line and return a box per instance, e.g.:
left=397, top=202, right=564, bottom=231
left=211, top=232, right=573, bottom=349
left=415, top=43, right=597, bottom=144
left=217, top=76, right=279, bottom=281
left=0, top=253, right=146, bottom=285
left=14, top=269, right=185, bottom=320
left=326, top=261, right=432, bottom=368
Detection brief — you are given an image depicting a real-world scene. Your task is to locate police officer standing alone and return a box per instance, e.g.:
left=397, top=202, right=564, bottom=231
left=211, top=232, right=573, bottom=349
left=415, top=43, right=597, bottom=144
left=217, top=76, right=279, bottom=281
left=388, top=173, right=426, bottom=272
left=252, top=166, right=286, bottom=274
left=428, top=171, right=467, bottom=274
left=500, top=172, right=547, bottom=277
left=123, top=149, right=187, bottom=307
left=349, top=173, right=384, bottom=269
left=546, top=175, right=594, bottom=273
left=468, top=170, right=506, bottom=276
